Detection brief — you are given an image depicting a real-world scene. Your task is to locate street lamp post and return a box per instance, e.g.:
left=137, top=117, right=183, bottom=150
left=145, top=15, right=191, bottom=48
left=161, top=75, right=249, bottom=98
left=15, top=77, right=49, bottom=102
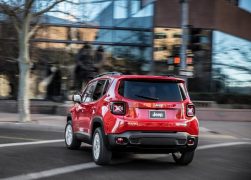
left=180, top=0, right=189, bottom=72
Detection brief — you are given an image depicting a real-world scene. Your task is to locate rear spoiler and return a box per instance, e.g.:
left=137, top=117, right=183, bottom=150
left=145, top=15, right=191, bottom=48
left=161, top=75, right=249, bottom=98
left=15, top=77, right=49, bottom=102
left=118, top=77, right=185, bottom=83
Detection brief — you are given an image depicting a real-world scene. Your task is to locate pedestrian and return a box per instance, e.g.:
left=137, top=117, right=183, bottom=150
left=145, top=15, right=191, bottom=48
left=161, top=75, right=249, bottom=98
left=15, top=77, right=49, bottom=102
left=46, top=64, right=62, bottom=101
left=94, top=45, right=105, bottom=74
left=74, top=44, right=95, bottom=91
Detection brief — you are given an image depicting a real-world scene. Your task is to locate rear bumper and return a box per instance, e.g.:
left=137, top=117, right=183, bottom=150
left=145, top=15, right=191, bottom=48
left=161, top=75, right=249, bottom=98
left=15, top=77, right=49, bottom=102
left=107, top=131, right=198, bottom=153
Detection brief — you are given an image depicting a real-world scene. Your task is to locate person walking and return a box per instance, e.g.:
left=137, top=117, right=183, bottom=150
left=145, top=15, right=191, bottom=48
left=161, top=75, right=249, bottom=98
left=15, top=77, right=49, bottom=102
left=74, top=44, right=95, bottom=91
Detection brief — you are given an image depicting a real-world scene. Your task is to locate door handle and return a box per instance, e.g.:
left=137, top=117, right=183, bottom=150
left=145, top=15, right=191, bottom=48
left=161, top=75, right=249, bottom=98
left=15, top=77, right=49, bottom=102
left=76, top=106, right=86, bottom=112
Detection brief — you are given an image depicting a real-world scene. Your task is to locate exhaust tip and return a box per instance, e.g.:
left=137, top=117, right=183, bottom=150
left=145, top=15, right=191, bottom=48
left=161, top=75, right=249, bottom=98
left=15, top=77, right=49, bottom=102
left=115, top=137, right=128, bottom=145
left=187, top=138, right=195, bottom=146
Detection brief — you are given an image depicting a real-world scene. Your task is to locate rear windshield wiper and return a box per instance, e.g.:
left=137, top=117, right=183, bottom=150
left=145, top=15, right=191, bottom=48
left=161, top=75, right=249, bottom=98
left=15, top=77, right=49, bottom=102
left=135, top=94, right=159, bottom=101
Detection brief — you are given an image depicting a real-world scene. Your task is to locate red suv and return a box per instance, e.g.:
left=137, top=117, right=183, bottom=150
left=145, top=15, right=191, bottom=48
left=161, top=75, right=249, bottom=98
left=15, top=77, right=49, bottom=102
left=65, top=72, right=199, bottom=165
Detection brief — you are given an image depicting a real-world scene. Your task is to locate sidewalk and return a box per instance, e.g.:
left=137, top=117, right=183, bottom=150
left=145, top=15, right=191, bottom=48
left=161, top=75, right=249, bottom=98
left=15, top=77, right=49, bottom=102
left=196, top=108, right=251, bottom=122
left=0, top=113, right=66, bottom=130
left=0, top=100, right=71, bottom=115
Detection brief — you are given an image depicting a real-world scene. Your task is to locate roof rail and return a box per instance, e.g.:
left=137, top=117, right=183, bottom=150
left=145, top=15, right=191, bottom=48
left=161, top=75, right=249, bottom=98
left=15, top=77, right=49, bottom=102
left=163, top=74, right=175, bottom=77
left=95, top=72, right=123, bottom=78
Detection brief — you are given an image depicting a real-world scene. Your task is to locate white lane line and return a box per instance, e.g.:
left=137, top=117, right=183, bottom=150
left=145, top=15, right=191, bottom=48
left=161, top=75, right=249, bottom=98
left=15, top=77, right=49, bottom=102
left=1, top=141, right=251, bottom=180
left=241, top=138, right=251, bottom=141
left=1, top=162, right=99, bottom=180
left=197, top=141, right=251, bottom=150
left=199, top=127, right=211, bottom=132
left=0, top=139, right=64, bottom=148
left=0, top=136, right=42, bottom=141
left=199, top=134, right=237, bottom=139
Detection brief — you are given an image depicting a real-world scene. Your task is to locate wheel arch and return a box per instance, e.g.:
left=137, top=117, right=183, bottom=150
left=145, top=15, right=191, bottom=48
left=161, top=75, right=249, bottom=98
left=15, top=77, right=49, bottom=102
left=91, top=116, right=105, bottom=141
left=67, top=113, right=72, bottom=122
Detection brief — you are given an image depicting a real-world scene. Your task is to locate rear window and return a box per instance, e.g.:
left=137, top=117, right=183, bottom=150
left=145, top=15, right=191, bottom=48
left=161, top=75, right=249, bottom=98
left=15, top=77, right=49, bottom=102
left=118, top=80, right=183, bottom=102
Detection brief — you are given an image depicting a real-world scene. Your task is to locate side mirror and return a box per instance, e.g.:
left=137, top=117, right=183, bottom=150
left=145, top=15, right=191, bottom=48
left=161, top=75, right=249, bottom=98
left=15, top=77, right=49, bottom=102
left=72, top=94, right=81, bottom=103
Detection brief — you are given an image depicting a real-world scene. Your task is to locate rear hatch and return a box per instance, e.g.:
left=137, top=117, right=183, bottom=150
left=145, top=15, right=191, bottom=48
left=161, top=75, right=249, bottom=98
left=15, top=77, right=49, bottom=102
left=118, top=78, right=187, bottom=131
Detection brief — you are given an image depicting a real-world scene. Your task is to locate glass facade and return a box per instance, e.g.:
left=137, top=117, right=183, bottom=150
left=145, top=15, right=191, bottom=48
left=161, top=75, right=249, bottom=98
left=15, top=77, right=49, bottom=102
left=212, top=31, right=251, bottom=95
left=153, top=27, right=185, bottom=75
left=153, top=27, right=206, bottom=77
left=0, top=0, right=154, bottom=100
left=154, top=28, right=182, bottom=61
left=1, top=0, right=250, bottom=103
left=153, top=27, right=213, bottom=93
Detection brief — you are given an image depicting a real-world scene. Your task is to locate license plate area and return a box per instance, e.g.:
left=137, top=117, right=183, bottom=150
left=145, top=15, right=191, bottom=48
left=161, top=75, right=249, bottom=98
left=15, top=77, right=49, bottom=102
left=149, top=110, right=166, bottom=119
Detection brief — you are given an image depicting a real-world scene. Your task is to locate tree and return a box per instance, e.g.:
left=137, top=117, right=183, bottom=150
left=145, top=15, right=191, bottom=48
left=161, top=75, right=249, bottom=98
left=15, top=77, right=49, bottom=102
left=1, top=0, right=111, bottom=122
left=0, top=0, right=75, bottom=122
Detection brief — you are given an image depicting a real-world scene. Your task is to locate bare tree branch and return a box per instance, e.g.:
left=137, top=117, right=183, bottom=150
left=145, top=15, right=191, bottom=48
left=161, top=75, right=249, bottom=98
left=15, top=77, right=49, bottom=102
left=31, top=0, right=112, bottom=17
left=64, top=0, right=114, bottom=5
left=48, top=10, right=81, bottom=22
left=28, top=23, right=40, bottom=38
left=10, top=16, right=21, bottom=32
left=33, top=0, right=66, bottom=17
left=0, top=2, right=18, bottom=18
left=24, top=0, right=35, bottom=17
left=0, top=1, right=22, bottom=31
left=28, top=13, right=43, bottom=38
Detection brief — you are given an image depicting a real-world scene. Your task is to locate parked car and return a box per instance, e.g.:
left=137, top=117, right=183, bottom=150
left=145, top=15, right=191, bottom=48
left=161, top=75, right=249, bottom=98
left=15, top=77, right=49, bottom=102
left=65, top=72, right=199, bottom=165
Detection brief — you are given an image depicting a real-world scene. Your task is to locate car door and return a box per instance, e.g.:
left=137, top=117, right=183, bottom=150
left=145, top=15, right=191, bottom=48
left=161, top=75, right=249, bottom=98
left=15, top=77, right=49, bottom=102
left=83, top=79, right=108, bottom=134
left=77, top=81, right=97, bottom=135
left=77, top=79, right=109, bottom=135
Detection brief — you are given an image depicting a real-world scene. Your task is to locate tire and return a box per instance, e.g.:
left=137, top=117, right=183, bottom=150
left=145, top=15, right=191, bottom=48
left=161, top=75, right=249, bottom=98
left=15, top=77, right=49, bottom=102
left=65, top=121, right=81, bottom=150
left=92, top=127, right=112, bottom=165
left=172, top=150, right=195, bottom=165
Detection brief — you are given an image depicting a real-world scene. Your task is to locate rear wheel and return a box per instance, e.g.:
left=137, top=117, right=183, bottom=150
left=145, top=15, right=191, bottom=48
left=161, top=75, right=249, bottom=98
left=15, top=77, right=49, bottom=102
left=92, top=127, right=112, bottom=165
left=172, top=150, right=195, bottom=165
left=65, top=121, right=81, bottom=149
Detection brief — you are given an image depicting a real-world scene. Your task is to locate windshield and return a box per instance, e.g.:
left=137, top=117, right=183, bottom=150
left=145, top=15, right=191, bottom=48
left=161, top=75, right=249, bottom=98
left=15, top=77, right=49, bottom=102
left=118, top=80, right=183, bottom=102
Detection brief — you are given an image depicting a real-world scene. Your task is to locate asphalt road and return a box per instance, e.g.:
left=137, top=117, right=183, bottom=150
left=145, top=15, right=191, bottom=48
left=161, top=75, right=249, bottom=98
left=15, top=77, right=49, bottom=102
left=0, top=120, right=251, bottom=180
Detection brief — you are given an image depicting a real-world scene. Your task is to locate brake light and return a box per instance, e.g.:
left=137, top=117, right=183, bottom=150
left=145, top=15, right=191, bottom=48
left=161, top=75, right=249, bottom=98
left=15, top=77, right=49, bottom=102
left=186, top=104, right=195, bottom=117
left=110, top=102, right=126, bottom=115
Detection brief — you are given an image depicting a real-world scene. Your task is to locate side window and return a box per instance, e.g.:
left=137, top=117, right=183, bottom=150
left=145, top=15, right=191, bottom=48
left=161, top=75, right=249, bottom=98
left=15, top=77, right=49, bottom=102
left=93, top=80, right=107, bottom=101
left=82, top=82, right=96, bottom=103
left=179, top=83, right=187, bottom=100
left=103, top=80, right=111, bottom=95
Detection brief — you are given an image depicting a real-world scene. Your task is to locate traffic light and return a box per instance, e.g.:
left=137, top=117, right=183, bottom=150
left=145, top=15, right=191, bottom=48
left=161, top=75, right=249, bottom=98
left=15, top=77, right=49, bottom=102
left=189, top=28, right=210, bottom=52
left=168, top=56, right=193, bottom=66
left=189, top=28, right=201, bottom=51
left=172, top=45, right=180, bottom=56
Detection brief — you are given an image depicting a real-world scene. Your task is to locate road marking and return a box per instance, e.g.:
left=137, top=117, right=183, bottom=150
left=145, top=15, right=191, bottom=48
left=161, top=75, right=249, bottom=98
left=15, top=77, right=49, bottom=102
left=199, top=127, right=211, bottom=132
left=0, top=136, right=42, bottom=141
left=241, top=138, right=251, bottom=141
left=199, top=134, right=237, bottom=139
left=1, top=141, right=251, bottom=180
left=197, top=141, right=251, bottom=150
left=1, top=162, right=99, bottom=180
left=0, top=139, right=64, bottom=148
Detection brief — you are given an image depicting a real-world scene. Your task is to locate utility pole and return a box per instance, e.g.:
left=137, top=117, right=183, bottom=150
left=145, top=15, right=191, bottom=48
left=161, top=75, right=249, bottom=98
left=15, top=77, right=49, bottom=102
left=180, top=0, right=189, bottom=72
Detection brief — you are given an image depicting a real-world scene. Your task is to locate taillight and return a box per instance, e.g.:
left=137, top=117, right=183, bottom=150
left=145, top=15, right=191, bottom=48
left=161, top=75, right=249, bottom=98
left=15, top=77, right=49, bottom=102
left=110, top=102, right=126, bottom=115
left=186, top=104, right=195, bottom=117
